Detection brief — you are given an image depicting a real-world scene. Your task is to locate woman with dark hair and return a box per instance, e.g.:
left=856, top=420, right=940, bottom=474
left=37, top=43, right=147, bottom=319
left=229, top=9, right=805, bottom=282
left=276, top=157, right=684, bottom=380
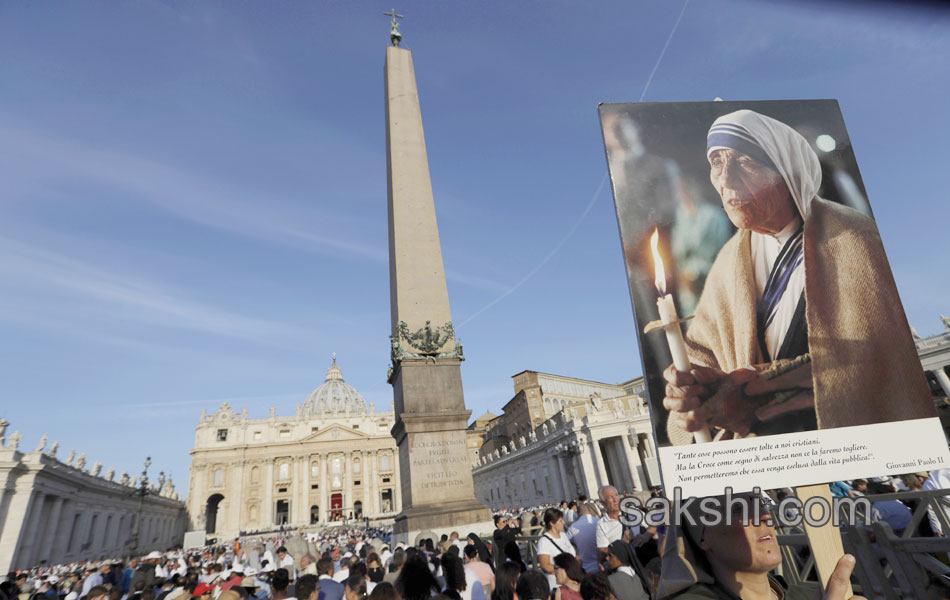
left=395, top=556, right=440, bottom=600
left=579, top=573, right=615, bottom=600
left=536, top=508, right=575, bottom=590
left=514, top=572, right=548, bottom=600
left=367, top=553, right=386, bottom=586
left=346, top=575, right=369, bottom=600
left=551, top=555, right=583, bottom=600
left=367, top=582, right=400, bottom=600
left=466, top=534, right=494, bottom=572
left=441, top=553, right=486, bottom=600
left=604, top=542, right=648, bottom=600
left=503, top=542, right=527, bottom=574
left=491, top=563, right=522, bottom=600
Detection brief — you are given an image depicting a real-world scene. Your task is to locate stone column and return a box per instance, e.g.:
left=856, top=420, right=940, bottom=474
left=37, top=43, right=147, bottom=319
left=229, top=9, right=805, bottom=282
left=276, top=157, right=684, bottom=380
left=589, top=437, right=610, bottom=489
left=574, top=449, right=592, bottom=498
left=619, top=436, right=644, bottom=491
left=393, top=451, right=403, bottom=513
left=555, top=454, right=572, bottom=500
left=319, top=454, right=328, bottom=523
left=16, top=491, right=46, bottom=569
left=264, top=461, right=275, bottom=527
left=368, top=451, right=378, bottom=515
left=934, top=368, right=950, bottom=399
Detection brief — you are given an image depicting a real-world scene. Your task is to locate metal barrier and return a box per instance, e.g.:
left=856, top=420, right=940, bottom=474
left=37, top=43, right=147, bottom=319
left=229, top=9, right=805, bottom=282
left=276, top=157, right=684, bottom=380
left=775, top=488, right=950, bottom=599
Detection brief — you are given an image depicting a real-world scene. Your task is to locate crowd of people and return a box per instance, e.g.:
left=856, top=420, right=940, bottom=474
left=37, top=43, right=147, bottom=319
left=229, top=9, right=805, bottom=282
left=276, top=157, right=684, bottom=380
left=4, top=472, right=950, bottom=600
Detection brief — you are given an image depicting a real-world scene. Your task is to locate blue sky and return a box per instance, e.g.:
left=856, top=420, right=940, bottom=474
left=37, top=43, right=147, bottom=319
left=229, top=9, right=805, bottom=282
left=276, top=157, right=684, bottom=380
left=1, top=1, right=948, bottom=498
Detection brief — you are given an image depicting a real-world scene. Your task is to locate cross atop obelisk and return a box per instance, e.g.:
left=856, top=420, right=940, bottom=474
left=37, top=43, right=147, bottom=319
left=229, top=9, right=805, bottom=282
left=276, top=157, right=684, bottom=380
left=384, top=9, right=404, bottom=47
left=384, top=40, right=493, bottom=544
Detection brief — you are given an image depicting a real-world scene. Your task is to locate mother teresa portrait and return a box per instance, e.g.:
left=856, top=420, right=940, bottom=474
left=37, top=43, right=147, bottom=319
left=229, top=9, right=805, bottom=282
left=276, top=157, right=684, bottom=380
left=661, top=108, right=934, bottom=445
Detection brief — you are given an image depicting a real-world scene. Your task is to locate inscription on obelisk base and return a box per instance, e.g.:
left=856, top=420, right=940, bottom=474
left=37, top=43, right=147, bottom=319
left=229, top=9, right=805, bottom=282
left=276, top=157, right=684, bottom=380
left=384, top=37, right=493, bottom=543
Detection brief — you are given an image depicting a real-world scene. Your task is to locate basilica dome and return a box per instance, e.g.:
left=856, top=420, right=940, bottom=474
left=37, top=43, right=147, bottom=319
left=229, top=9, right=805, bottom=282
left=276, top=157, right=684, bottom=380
left=302, top=355, right=366, bottom=415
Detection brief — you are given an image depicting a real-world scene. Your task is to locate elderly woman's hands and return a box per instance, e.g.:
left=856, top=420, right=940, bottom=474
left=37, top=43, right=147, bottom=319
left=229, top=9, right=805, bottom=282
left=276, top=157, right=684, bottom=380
left=663, top=364, right=766, bottom=437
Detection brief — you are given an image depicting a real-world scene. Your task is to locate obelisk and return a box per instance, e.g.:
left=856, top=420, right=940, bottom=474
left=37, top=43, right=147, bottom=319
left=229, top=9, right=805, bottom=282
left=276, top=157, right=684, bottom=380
left=384, top=17, right=493, bottom=544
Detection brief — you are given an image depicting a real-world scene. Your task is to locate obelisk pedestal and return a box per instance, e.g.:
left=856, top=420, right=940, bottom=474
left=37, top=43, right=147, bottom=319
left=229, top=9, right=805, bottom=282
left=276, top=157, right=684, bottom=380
left=385, top=44, right=493, bottom=544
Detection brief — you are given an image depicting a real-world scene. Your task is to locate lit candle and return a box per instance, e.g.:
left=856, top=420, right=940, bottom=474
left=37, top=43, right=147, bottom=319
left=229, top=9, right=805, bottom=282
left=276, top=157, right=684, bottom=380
left=650, top=229, right=711, bottom=443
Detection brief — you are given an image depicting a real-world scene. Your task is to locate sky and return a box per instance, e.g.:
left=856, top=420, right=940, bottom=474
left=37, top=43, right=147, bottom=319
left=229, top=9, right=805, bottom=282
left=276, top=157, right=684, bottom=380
left=1, top=1, right=948, bottom=499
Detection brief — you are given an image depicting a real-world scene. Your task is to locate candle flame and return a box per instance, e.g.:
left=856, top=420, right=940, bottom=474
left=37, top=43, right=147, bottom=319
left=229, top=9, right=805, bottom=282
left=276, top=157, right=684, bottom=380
left=650, top=228, right=667, bottom=296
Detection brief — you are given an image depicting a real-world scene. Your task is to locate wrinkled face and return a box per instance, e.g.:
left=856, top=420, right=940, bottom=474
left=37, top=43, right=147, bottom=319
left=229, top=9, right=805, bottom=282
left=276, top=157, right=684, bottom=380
left=708, top=148, right=796, bottom=235
left=700, top=513, right=781, bottom=575
left=602, top=488, right=621, bottom=514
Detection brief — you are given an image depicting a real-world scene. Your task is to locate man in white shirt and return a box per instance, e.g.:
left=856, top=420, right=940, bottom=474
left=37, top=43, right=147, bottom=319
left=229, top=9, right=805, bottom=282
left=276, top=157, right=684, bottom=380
left=595, top=486, right=638, bottom=569
left=276, top=546, right=296, bottom=580
left=567, top=503, right=600, bottom=573
left=332, top=554, right=351, bottom=583
left=449, top=531, right=467, bottom=553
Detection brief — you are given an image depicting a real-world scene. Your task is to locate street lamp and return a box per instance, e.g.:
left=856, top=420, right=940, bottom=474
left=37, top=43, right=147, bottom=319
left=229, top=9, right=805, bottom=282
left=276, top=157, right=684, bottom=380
left=128, top=456, right=151, bottom=557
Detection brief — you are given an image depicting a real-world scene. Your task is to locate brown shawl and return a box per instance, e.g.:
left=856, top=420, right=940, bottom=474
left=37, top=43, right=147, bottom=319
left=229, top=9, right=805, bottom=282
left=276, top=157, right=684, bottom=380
left=668, top=198, right=933, bottom=445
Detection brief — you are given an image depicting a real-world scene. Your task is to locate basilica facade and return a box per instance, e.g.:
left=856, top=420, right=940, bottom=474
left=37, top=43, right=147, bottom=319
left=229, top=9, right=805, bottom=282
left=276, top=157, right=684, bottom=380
left=186, top=357, right=401, bottom=539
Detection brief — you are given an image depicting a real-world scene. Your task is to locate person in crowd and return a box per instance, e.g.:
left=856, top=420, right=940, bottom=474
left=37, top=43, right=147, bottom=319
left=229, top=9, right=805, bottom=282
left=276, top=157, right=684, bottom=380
left=604, top=542, right=647, bottom=600
left=344, top=576, right=367, bottom=600
left=270, top=569, right=293, bottom=600
left=295, top=575, right=319, bottom=600
left=440, top=554, right=484, bottom=600
left=465, top=535, right=494, bottom=575
left=490, top=564, right=521, bottom=600
left=564, top=503, right=578, bottom=526
left=120, top=560, right=139, bottom=595
left=463, top=546, right=493, bottom=596
left=866, top=480, right=913, bottom=534
left=365, top=555, right=385, bottom=587
left=578, top=573, right=614, bottom=600
left=513, top=572, right=547, bottom=600
left=449, top=533, right=467, bottom=554
left=366, top=583, right=398, bottom=600
left=596, top=487, right=633, bottom=570
left=85, top=588, right=109, bottom=600
left=383, top=550, right=405, bottom=585
left=551, top=555, right=583, bottom=600
left=568, top=503, right=600, bottom=574
left=492, top=517, right=520, bottom=571
left=276, top=548, right=296, bottom=581
left=536, top=508, right=576, bottom=591
left=502, top=543, right=526, bottom=574
left=394, top=556, right=439, bottom=600
left=317, top=558, right=345, bottom=600
left=659, top=494, right=863, bottom=599
left=334, top=556, right=353, bottom=584
left=301, top=556, right=318, bottom=577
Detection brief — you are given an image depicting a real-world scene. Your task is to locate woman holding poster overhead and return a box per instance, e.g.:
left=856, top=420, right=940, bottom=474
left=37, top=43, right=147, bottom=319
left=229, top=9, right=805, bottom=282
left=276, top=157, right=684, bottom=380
left=662, top=109, right=933, bottom=444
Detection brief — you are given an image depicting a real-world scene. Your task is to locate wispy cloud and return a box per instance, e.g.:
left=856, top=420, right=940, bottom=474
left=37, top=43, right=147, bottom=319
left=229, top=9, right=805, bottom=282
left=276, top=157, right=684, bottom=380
left=0, top=125, right=510, bottom=292
left=0, top=235, right=296, bottom=341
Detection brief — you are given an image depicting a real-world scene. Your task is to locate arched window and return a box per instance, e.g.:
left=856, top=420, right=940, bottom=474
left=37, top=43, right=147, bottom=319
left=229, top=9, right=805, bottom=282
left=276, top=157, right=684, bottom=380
left=380, top=454, right=391, bottom=471
left=251, top=466, right=261, bottom=484
left=278, top=463, right=290, bottom=481
left=213, top=468, right=224, bottom=487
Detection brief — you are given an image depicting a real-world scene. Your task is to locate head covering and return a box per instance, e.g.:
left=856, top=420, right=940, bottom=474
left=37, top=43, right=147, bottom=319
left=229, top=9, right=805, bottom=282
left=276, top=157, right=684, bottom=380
left=466, top=533, right=493, bottom=569
left=606, top=540, right=637, bottom=569
left=707, top=109, right=822, bottom=220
